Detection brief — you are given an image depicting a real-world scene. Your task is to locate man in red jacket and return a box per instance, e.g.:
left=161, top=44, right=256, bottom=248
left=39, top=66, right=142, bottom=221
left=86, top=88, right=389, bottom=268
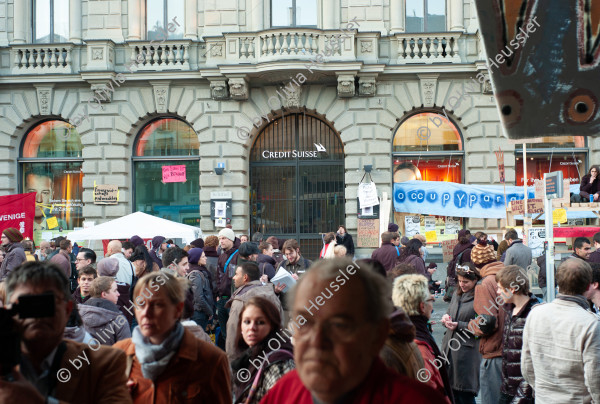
left=261, top=258, right=444, bottom=403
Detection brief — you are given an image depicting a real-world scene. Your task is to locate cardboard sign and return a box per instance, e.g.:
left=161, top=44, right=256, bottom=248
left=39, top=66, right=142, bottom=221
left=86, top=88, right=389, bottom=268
left=357, top=219, right=380, bottom=248
left=162, top=165, right=187, bottom=183
left=552, top=179, right=571, bottom=207
left=534, top=179, right=545, bottom=199
left=509, top=199, right=544, bottom=215
left=94, top=185, right=119, bottom=205
left=442, top=239, right=459, bottom=262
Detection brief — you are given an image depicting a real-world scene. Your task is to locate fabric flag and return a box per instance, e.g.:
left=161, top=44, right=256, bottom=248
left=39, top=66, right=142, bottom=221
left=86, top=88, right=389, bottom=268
left=0, top=192, right=36, bottom=240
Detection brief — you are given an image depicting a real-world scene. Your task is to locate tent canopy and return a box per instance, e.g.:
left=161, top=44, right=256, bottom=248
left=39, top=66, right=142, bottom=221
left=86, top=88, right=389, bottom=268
left=66, top=212, right=201, bottom=244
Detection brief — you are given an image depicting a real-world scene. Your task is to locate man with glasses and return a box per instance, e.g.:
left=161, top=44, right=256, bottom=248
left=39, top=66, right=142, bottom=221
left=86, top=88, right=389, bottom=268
left=0, top=261, right=130, bottom=403
left=75, top=248, right=96, bottom=271
left=261, top=258, right=443, bottom=403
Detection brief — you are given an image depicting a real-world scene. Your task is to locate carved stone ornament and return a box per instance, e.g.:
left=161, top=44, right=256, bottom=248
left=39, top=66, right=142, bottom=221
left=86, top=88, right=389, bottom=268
left=92, top=48, right=104, bottom=60
left=482, top=76, right=493, bottom=94
left=91, top=83, right=112, bottom=103
left=285, top=85, right=302, bottom=108
left=358, top=77, right=377, bottom=97
left=36, top=88, right=52, bottom=115
left=360, top=41, right=373, bottom=53
left=418, top=74, right=439, bottom=108
left=210, top=43, right=224, bottom=57
left=337, top=75, right=355, bottom=98
left=229, top=78, right=249, bottom=101
left=210, top=80, right=229, bottom=100
left=153, top=85, right=170, bottom=113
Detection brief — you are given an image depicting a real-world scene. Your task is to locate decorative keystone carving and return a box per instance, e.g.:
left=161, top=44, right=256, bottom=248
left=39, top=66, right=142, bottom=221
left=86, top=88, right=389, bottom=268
left=229, top=78, right=249, bottom=101
left=358, top=77, right=377, bottom=97
left=285, top=85, right=302, bottom=108
left=36, top=87, right=52, bottom=115
left=91, top=83, right=113, bottom=103
left=337, top=75, right=355, bottom=98
left=418, top=74, right=439, bottom=107
left=210, top=80, right=229, bottom=100
left=153, top=85, right=170, bottom=113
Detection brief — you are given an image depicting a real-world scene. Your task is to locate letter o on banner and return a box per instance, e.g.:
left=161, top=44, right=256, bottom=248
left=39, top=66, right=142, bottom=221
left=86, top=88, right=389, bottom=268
left=395, top=190, right=406, bottom=203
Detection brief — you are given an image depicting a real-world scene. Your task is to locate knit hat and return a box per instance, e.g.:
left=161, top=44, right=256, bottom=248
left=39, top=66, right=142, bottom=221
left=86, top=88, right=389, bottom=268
left=218, top=228, right=235, bottom=242
left=239, top=242, right=260, bottom=257
left=190, top=238, right=204, bottom=249
left=129, top=235, right=144, bottom=247
left=470, top=244, right=496, bottom=267
left=2, top=227, right=23, bottom=243
left=97, top=258, right=119, bottom=277
left=151, top=236, right=166, bottom=250
left=188, top=248, right=204, bottom=265
left=388, top=223, right=399, bottom=233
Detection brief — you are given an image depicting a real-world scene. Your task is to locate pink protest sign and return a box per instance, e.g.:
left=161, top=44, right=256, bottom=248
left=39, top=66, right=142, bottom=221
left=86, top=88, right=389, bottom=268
left=162, top=165, right=186, bottom=183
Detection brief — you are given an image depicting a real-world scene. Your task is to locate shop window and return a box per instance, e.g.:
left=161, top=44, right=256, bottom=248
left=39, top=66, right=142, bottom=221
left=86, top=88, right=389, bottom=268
left=515, top=136, right=587, bottom=185
left=271, top=0, right=318, bottom=27
left=146, top=0, right=184, bottom=40
left=34, top=0, right=70, bottom=43
left=406, top=0, right=446, bottom=33
left=133, top=118, right=199, bottom=225
left=20, top=120, right=83, bottom=246
left=392, top=111, right=464, bottom=240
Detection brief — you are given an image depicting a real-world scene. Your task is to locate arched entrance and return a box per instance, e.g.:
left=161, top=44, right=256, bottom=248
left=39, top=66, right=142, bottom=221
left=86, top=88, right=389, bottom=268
left=250, top=112, right=344, bottom=260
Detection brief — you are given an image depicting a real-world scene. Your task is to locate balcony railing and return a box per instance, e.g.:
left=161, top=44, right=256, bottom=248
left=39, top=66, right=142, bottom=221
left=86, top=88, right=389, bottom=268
left=395, top=32, right=462, bottom=64
left=11, top=44, right=74, bottom=74
left=127, top=41, right=191, bottom=70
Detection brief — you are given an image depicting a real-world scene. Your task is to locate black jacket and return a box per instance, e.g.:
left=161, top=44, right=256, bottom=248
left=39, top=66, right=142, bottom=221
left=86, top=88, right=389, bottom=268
left=500, top=295, right=540, bottom=402
left=336, top=233, right=355, bottom=256
left=257, top=254, right=276, bottom=280
left=216, top=238, right=241, bottom=297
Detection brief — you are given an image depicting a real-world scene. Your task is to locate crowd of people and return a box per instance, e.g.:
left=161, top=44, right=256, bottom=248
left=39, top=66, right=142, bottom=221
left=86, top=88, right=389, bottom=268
left=0, top=222, right=599, bottom=404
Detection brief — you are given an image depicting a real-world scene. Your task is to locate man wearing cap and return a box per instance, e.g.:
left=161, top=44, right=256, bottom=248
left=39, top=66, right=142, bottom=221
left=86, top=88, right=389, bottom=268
left=468, top=233, right=506, bottom=404
left=237, top=242, right=260, bottom=267
left=216, top=228, right=240, bottom=346
left=148, top=235, right=167, bottom=268
left=0, top=227, right=26, bottom=281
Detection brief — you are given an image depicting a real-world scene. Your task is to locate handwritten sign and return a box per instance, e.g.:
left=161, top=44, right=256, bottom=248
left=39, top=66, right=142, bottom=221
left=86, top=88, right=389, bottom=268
left=534, top=179, right=545, bottom=200
left=441, top=238, right=459, bottom=262
left=552, top=208, right=567, bottom=224
left=509, top=199, right=544, bottom=215
left=358, top=182, right=379, bottom=208
left=162, top=165, right=187, bottom=183
left=357, top=219, right=380, bottom=248
left=94, top=184, right=119, bottom=205
left=425, top=230, right=437, bottom=242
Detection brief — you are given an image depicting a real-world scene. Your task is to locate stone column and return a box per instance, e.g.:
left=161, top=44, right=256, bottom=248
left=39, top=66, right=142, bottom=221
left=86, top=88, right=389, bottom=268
left=185, top=0, right=198, bottom=39
left=251, top=0, right=263, bottom=31
left=127, top=0, right=141, bottom=40
left=450, top=0, right=464, bottom=31
left=13, top=0, right=26, bottom=43
left=69, top=0, right=82, bottom=43
left=323, top=0, right=339, bottom=29
left=390, top=0, right=405, bottom=33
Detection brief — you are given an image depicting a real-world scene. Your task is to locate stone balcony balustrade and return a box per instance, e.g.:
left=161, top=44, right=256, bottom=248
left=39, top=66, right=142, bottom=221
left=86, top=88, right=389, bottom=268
left=127, top=40, right=192, bottom=70
left=11, top=44, right=75, bottom=74
left=394, top=32, right=462, bottom=64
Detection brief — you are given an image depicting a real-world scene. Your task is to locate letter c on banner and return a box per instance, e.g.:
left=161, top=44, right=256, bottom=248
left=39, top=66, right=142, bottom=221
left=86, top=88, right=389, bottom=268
left=416, top=190, right=425, bottom=203
left=409, top=191, right=418, bottom=201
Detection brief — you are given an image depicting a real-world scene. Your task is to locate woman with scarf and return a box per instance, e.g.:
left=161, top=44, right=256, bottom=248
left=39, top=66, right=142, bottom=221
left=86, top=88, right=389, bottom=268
left=442, top=263, right=481, bottom=404
left=392, top=274, right=454, bottom=403
left=114, top=271, right=231, bottom=403
left=231, top=296, right=295, bottom=403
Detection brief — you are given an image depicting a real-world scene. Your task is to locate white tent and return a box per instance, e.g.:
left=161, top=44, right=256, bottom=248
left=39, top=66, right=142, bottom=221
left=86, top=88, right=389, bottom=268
left=66, top=212, right=202, bottom=244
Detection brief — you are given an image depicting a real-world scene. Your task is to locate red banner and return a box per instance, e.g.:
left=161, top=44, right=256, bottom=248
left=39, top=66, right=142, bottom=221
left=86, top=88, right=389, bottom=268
left=0, top=193, right=36, bottom=241
left=553, top=227, right=600, bottom=238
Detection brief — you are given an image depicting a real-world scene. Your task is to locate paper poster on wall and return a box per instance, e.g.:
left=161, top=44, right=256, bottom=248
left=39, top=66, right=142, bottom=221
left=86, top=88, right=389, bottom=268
left=162, top=165, right=187, bottom=183
left=445, top=217, right=460, bottom=235
left=404, top=215, right=420, bottom=238
left=215, top=201, right=227, bottom=218
left=528, top=228, right=546, bottom=258
left=94, top=184, right=119, bottom=205
left=215, top=218, right=227, bottom=227
left=361, top=206, right=374, bottom=216
left=424, top=217, right=436, bottom=232
left=358, top=182, right=379, bottom=208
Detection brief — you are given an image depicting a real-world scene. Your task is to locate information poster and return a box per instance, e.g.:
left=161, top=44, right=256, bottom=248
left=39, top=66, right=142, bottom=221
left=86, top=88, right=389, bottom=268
left=424, top=216, right=436, bottom=232
left=404, top=215, right=421, bottom=237
left=445, top=217, right=460, bottom=235
left=358, top=182, right=379, bottom=208
left=528, top=227, right=546, bottom=258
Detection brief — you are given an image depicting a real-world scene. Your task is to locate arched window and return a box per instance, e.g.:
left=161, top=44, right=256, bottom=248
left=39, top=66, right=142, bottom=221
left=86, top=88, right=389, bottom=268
left=133, top=117, right=199, bottom=225
left=250, top=112, right=344, bottom=259
left=20, top=120, right=83, bottom=246
left=515, top=136, right=587, bottom=186
left=392, top=111, right=464, bottom=239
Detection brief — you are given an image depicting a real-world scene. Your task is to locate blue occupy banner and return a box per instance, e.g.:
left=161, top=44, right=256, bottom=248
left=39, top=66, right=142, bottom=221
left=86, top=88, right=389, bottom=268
left=393, top=180, right=536, bottom=219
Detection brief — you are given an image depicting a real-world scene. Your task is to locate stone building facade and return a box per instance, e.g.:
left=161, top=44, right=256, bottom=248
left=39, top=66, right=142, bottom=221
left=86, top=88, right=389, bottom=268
left=0, top=0, right=595, bottom=257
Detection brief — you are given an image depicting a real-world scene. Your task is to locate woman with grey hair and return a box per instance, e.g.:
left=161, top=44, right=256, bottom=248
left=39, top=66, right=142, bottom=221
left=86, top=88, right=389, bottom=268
left=393, top=274, right=454, bottom=403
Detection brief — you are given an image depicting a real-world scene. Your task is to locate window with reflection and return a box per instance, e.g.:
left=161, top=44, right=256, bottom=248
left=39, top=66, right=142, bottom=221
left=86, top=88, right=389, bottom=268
left=146, top=0, right=184, bottom=40
left=271, top=0, right=318, bottom=27
left=134, top=118, right=199, bottom=225
left=34, top=0, right=70, bottom=43
left=406, top=0, right=446, bottom=32
left=393, top=112, right=462, bottom=153
left=515, top=136, right=587, bottom=186
left=21, top=120, right=83, bottom=246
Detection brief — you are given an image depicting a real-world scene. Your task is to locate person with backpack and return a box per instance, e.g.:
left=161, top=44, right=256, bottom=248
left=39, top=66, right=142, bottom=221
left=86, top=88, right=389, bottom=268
left=444, top=229, right=473, bottom=302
